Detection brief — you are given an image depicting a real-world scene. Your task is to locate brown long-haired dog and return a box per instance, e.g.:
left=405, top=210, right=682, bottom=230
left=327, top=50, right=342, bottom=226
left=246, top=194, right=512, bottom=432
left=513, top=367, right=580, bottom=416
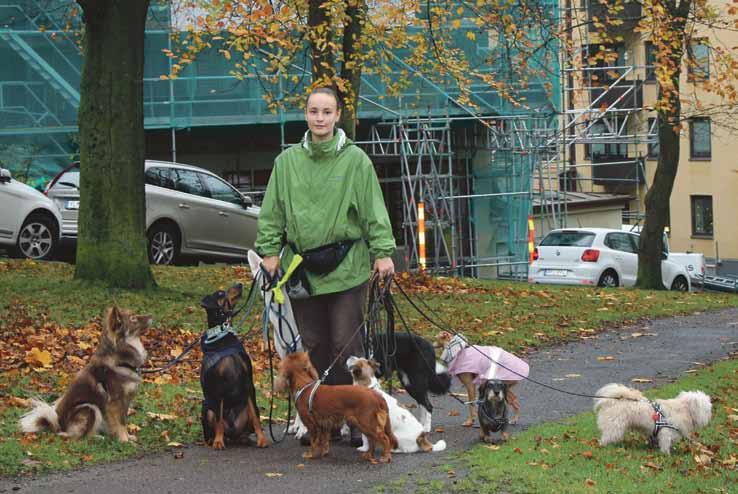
left=20, top=306, right=151, bottom=441
left=275, top=352, right=398, bottom=463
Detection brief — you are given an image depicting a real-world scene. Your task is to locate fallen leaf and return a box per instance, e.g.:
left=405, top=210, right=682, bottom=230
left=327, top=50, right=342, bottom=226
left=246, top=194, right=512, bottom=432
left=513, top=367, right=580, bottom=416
left=447, top=470, right=456, bottom=478
left=147, top=412, right=177, bottom=421
left=435, top=427, right=445, bottom=433
left=265, top=472, right=283, bottom=478
left=160, top=430, right=170, bottom=442
left=582, top=451, right=593, bottom=459
left=25, top=347, right=53, bottom=368
left=513, top=447, right=522, bottom=454
left=631, top=378, right=653, bottom=383
left=585, top=478, right=596, bottom=487
left=643, top=462, right=661, bottom=470
left=448, top=409, right=460, bottom=417
left=167, top=442, right=183, bottom=448
left=485, top=444, right=500, bottom=450
left=127, top=424, right=141, bottom=433
left=727, top=415, right=738, bottom=422
left=6, top=396, right=30, bottom=408
left=296, top=464, right=305, bottom=469
left=565, top=374, right=581, bottom=378
left=596, top=356, right=615, bottom=361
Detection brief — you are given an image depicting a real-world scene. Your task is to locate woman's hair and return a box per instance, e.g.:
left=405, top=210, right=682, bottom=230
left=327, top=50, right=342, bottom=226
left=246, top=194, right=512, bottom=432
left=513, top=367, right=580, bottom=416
left=306, top=86, right=341, bottom=109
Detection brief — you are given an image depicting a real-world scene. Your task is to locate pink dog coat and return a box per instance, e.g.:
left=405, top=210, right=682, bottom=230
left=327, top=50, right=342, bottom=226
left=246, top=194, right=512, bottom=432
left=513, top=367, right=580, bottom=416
left=447, top=345, right=529, bottom=385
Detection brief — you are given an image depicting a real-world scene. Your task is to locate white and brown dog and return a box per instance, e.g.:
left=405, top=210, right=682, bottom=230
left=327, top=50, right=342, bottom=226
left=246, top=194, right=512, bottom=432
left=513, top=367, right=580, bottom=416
left=435, top=331, right=528, bottom=427
left=347, top=356, right=446, bottom=454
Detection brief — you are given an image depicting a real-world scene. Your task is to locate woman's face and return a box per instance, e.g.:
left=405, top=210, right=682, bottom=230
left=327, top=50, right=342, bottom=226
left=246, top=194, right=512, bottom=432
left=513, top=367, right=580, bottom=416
left=305, top=92, right=341, bottom=142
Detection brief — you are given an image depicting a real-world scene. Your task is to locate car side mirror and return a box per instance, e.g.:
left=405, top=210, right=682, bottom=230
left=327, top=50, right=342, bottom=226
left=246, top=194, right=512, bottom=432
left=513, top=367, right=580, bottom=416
left=661, top=251, right=668, bottom=260
left=240, top=193, right=253, bottom=208
left=0, top=168, right=11, bottom=183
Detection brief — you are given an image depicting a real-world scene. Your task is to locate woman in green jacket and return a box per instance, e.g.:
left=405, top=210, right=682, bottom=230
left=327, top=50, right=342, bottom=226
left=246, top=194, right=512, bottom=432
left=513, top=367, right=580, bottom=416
left=255, top=87, right=396, bottom=445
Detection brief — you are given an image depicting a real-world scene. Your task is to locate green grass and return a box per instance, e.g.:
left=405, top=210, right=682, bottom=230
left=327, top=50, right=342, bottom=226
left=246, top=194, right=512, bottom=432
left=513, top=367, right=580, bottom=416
left=0, top=379, right=202, bottom=477
left=420, top=358, right=738, bottom=494
left=1, top=259, right=737, bottom=478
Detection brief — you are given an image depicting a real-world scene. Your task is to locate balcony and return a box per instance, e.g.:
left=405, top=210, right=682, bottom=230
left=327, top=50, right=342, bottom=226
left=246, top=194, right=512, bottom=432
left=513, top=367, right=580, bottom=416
left=588, top=0, right=642, bottom=33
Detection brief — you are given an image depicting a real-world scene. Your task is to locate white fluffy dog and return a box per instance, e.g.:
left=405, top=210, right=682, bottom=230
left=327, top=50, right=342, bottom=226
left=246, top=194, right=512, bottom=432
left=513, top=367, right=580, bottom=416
left=593, top=383, right=712, bottom=454
left=347, top=356, right=446, bottom=454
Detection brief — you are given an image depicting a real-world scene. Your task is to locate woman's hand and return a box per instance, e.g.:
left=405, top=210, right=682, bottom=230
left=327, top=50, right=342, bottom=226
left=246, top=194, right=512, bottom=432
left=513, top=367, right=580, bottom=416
left=261, top=256, right=280, bottom=279
left=373, top=257, right=395, bottom=278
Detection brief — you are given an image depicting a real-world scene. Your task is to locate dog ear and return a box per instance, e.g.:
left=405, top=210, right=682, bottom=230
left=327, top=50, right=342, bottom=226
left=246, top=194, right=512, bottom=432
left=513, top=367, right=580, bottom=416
left=105, top=305, right=124, bottom=338
left=368, top=359, right=381, bottom=373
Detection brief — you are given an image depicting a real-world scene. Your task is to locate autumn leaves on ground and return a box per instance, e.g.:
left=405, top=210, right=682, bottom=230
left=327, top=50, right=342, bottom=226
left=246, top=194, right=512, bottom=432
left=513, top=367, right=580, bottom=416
left=1, top=259, right=737, bottom=477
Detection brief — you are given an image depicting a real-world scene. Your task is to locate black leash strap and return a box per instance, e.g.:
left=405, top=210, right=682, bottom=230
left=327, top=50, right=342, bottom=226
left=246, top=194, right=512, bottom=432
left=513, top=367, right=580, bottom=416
left=391, top=279, right=640, bottom=402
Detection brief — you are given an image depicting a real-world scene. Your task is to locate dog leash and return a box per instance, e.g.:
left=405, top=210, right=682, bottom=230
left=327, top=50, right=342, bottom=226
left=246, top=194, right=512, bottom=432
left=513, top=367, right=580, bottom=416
left=391, top=279, right=642, bottom=403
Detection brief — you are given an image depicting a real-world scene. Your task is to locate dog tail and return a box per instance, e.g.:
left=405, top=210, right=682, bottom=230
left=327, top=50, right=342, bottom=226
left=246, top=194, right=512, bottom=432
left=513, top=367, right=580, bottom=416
left=431, top=439, right=447, bottom=452
left=19, top=398, right=60, bottom=433
left=429, top=370, right=452, bottom=395
left=593, top=383, right=644, bottom=411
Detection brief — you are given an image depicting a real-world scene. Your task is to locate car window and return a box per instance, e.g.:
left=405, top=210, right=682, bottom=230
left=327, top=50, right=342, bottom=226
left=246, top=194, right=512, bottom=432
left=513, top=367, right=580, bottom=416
left=605, top=232, right=638, bottom=253
left=199, top=173, right=243, bottom=205
left=627, top=234, right=640, bottom=253
left=145, top=167, right=175, bottom=189
left=171, top=169, right=207, bottom=197
left=540, top=231, right=595, bottom=247
left=55, top=170, right=80, bottom=188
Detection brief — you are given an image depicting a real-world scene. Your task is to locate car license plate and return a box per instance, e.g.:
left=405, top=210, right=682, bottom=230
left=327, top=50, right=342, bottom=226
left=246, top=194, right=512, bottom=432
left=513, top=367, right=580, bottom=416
left=545, top=269, right=568, bottom=277
left=65, top=200, right=79, bottom=210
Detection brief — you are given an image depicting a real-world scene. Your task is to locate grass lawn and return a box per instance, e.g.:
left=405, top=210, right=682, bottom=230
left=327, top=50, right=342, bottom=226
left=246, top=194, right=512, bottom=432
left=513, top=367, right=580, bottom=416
left=1, top=259, right=737, bottom=478
left=403, top=356, right=738, bottom=494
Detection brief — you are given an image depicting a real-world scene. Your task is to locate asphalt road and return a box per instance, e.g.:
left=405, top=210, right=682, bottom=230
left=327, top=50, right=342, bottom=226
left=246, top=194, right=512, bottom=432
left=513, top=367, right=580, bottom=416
left=2, top=308, right=737, bottom=494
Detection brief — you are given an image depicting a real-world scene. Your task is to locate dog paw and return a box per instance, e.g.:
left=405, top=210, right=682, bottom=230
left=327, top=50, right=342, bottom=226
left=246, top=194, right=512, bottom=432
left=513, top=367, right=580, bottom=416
left=509, top=417, right=519, bottom=425
left=379, top=455, right=392, bottom=464
left=357, top=445, right=369, bottom=452
left=256, top=436, right=269, bottom=448
left=128, top=434, right=138, bottom=443
left=302, top=451, right=317, bottom=460
left=212, top=439, right=225, bottom=450
left=462, top=418, right=474, bottom=427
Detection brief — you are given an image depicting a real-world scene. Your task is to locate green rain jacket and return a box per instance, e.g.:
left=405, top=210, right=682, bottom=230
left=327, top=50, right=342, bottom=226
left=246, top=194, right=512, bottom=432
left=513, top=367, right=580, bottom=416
left=255, top=128, right=396, bottom=296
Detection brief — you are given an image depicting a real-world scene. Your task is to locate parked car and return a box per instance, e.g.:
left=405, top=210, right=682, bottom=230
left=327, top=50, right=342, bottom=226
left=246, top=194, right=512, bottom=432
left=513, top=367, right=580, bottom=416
left=621, top=224, right=705, bottom=286
left=528, top=228, right=691, bottom=291
left=45, top=161, right=260, bottom=265
left=0, top=167, right=62, bottom=260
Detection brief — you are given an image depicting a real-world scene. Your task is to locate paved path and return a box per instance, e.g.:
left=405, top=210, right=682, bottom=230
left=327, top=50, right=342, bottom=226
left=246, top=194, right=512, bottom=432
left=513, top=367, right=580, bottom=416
left=3, top=309, right=737, bottom=494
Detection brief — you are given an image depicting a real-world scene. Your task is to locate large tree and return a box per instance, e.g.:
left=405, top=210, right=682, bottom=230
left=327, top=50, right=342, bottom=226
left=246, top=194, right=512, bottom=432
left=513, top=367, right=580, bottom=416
left=74, top=0, right=155, bottom=288
left=627, top=0, right=737, bottom=288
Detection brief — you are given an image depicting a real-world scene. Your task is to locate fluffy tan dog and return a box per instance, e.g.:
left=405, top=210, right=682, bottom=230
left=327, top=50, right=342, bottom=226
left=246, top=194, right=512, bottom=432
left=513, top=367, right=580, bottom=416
left=593, top=383, right=712, bottom=454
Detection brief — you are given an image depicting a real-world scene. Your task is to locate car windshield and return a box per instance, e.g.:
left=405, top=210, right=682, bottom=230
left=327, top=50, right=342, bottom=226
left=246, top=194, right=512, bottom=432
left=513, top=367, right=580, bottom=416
left=540, top=230, right=596, bottom=247
left=53, top=170, right=80, bottom=188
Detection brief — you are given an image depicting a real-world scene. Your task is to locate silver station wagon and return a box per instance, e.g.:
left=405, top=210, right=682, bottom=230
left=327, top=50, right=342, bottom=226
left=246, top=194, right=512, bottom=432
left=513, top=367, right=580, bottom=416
left=45, top=160, right=259, bottom=265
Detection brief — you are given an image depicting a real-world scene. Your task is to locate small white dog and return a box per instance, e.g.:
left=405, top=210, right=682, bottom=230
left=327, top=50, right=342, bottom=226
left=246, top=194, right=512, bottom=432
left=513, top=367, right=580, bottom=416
left=347, top=356, right=446, bottom=454
left=593, top=383, right=712, bottom=454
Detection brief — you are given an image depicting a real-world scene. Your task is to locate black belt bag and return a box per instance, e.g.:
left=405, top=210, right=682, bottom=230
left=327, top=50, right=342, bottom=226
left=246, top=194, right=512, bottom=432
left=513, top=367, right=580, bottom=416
left=291, top=239, right=357, bottom=275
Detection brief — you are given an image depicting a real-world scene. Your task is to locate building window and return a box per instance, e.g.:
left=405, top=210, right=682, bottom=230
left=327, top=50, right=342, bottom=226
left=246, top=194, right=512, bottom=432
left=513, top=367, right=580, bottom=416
left=645, top=42, right=656, bottom=81
left=691, top=195, right=713, bottom=237
left=687, top=40, right=710, bottom=81
left=647, top=118, right=659, bottom=159
left=689, top=118, right=711, bottom=160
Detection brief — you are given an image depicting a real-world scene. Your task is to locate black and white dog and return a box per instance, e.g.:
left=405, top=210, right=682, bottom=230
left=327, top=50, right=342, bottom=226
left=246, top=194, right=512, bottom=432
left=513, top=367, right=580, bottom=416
left=371, top=332, right=452, bottom=432
left=477, top=379, right=510, bottom=443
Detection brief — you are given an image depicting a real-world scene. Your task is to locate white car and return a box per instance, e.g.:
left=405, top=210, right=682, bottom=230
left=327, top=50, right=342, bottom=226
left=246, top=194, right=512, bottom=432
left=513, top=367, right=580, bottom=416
left=529, top=228, right=691, bottom=291
left=0, top=168, right=62, bottom=260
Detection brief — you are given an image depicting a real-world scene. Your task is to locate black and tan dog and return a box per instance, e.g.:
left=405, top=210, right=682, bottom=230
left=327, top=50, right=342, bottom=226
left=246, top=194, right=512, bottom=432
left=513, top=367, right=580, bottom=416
left=20, top=306, right=151, bottom=441
left=477, top=379, right=510, bottom=443
left=200, top=283, right=268, bottom=449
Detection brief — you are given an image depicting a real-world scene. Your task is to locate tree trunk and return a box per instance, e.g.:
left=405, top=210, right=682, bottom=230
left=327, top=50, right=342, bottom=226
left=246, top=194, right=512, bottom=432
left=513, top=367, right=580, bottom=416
left=74, top=0, right=155, bottom=289
left=338, top=0, right=367, bottom=139
left=636, top=3, right=688, bottom=290
left=308, top=0, right=334, bottom=84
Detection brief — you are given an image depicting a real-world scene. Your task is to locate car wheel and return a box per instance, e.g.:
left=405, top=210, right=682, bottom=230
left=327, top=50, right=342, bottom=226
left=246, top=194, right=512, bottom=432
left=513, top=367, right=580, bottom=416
left=13, top=214, right=58, bottom=260
left=147, top=223, right=180, bottom=265
left=671, top=276, right=689, bottom=292
left=597, top=270, right=619, bottom=288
